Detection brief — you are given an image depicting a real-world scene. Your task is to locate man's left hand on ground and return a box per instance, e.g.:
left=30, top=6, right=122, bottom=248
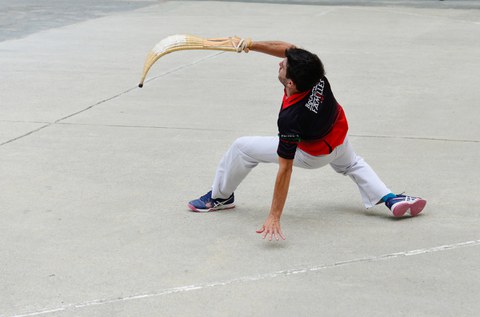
left=256, top=215, right=286, bottom=241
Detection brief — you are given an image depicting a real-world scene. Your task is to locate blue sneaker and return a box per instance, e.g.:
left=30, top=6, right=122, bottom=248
left=188, top=191, right=235, bottom=212
left=385, top=194, right=427, bottom=217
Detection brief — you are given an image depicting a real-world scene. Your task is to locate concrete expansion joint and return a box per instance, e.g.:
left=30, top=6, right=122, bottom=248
left=0, top=52, right=225, bottom=148
left=7, top=239, right=480, bottom=317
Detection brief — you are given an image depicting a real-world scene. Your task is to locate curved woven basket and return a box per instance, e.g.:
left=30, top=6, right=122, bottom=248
left=139, top=34, right=244, bottom=87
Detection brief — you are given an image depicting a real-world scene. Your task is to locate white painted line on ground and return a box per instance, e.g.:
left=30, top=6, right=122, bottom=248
left=6, top=239, right=480, bottom=317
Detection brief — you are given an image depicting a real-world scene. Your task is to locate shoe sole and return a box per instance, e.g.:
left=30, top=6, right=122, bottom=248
left=187, top=203, right=235, bottom=213
left=393, top=199, right=427, bottom=217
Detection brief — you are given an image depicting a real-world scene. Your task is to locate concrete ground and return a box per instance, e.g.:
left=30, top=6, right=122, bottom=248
left=1, top=0, right=479, bottom=316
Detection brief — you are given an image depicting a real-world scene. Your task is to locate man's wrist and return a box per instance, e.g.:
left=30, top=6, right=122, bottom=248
left=268, top=210, right=282, bottom=219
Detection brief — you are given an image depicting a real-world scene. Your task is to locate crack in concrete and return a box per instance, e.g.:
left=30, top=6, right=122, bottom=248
left=0, top=52, right=224, bottom=147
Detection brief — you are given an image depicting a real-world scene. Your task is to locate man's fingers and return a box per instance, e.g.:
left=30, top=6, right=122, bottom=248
left=257, top=224, right=286, bottom=241
left=263, top=228, right=271, bottom=240
left=273, top=231, right=279, bottom=241
left=275, top=229, right=285, bottom=241
left=256, top=226, right=265, bottom=234
left=257, top=225, right=269, bottom=239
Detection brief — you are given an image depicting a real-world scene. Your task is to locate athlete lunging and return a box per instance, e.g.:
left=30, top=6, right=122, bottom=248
left=187, top=40, right=427, bottom=241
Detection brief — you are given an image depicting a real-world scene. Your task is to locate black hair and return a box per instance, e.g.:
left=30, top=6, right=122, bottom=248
left=285, top=48, right=325, bottom=92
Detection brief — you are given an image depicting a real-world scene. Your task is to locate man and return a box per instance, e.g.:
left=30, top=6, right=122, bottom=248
left=187, top=40, right=427, bottom=241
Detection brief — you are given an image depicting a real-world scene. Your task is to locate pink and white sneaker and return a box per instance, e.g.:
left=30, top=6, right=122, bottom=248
left=385, top=194, right=427, bottom=217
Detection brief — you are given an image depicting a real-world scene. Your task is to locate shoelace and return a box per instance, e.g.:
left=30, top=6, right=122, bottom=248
left=392, top=194, right=416, bottom=203
left=403, top=195, right=416, bottom=202
left=199, top=192, right=212, bottom=203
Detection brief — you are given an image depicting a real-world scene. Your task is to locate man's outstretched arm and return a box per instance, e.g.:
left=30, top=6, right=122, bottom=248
left=248, top=41, right=296, bottom=58
left=256, top=157, right=293, bottom=241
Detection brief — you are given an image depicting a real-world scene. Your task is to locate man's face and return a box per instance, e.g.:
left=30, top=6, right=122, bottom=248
left=278, top=58, right=289, bottom=87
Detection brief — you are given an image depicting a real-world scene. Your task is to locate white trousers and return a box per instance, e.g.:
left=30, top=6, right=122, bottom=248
left=212, top=136, right=391, bottom=208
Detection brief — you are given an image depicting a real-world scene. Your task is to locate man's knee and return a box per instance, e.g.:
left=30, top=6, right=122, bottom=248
left=231, top=136, right=251, bottom=152
left=331, top=155, right=363, bottom=175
